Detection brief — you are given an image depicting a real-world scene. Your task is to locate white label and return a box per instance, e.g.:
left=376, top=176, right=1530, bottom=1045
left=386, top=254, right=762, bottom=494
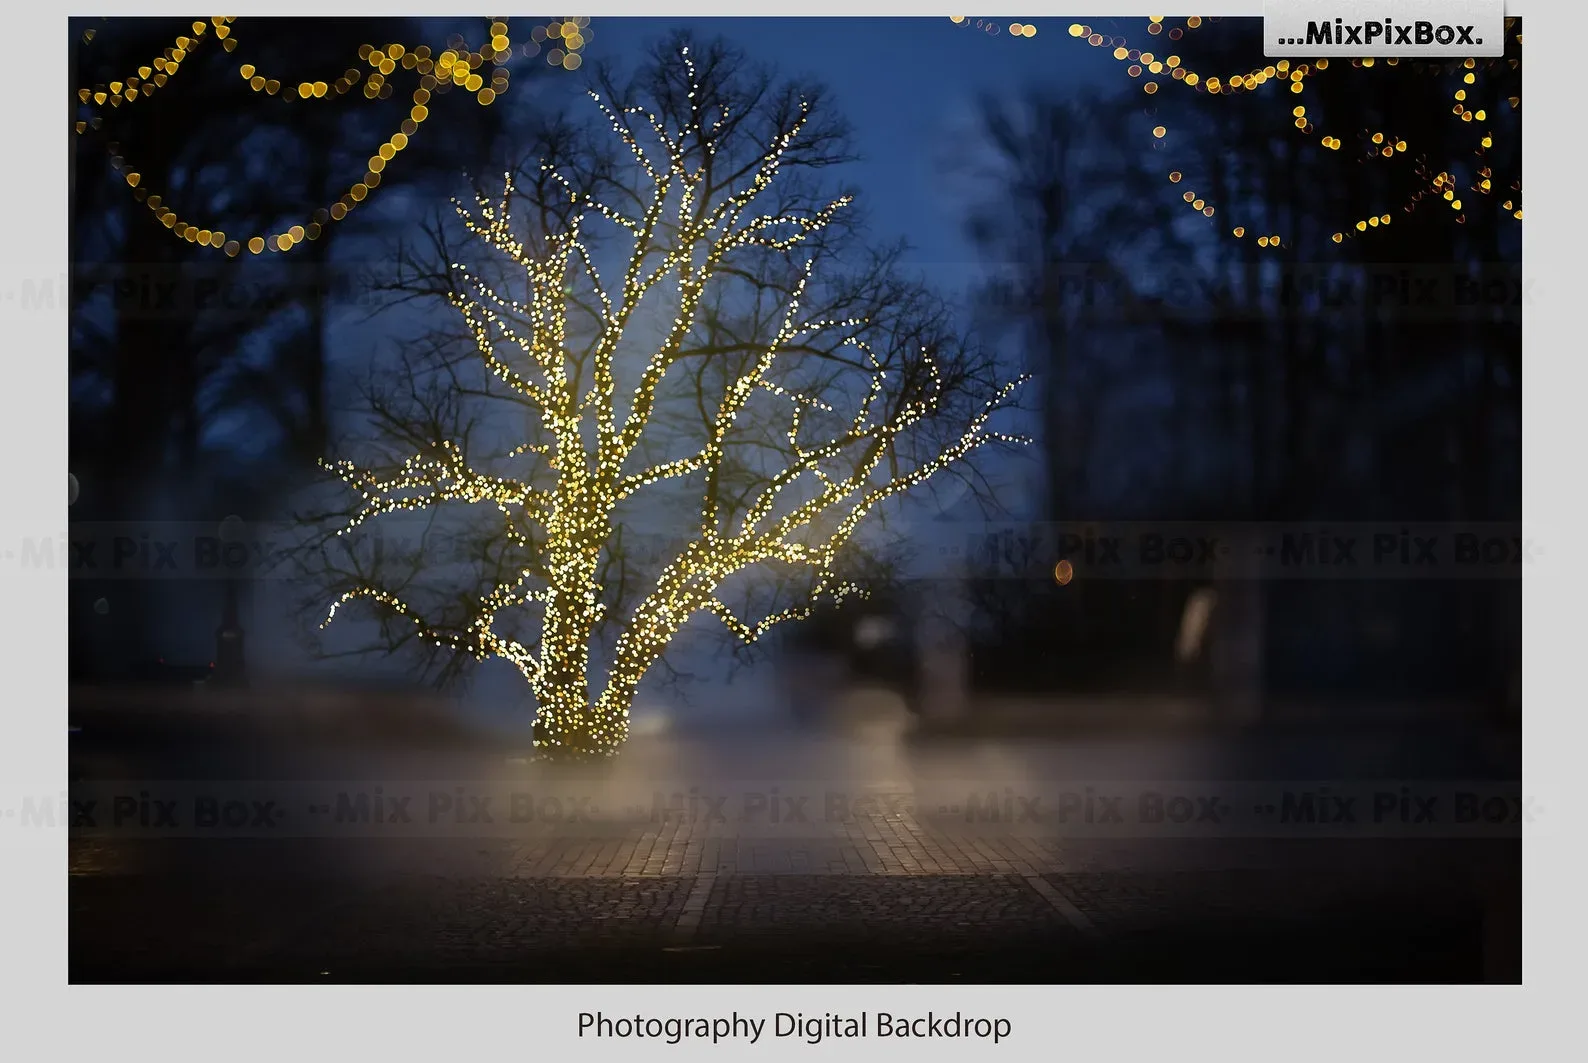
left=1265, top=0, right=1506, bottom=56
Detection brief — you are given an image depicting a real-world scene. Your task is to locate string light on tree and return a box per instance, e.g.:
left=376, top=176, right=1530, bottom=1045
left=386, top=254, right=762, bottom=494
left=320, top=48, right=1028, bottom=761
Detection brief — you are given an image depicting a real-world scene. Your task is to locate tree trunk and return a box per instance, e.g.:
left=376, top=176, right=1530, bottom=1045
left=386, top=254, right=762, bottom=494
left=535, top=515, right=624, bottom=759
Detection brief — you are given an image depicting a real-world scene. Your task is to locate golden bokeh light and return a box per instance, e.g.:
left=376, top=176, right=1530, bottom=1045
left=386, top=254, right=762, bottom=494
left=76, top=17, right=596, bottom=256
left=1067, top=16, right=1519, bottom=248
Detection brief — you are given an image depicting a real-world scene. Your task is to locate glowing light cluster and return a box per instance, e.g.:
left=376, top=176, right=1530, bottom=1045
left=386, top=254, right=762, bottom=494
left=1077, top=16, right=1521, bottom=249
left=75, top=18, right=593, bottom=255
left=947, top=17, right=1038, bottom=38
left=74, top=18, right=229, bottom=111
left=321, top=49, right=1027, bottom=760
left=1071, top=15, right=1205, bottom=46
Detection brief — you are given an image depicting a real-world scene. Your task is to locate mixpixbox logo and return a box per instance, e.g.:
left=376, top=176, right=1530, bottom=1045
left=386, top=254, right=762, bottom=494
left=1265, top=1, right=1504, bottom=57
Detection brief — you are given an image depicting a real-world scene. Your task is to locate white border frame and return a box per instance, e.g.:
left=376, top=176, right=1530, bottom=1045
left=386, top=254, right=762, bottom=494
left=4, top=5, right=1578, bottom=1060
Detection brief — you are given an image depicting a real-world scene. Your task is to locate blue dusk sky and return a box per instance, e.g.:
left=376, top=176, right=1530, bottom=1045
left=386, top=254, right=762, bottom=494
left=580, top=18, right=1121, bottom=274
left=335, top=17, right=1130, bottom=308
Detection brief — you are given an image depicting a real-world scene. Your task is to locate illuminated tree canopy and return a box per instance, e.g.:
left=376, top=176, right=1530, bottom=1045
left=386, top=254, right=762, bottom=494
left=314, top=41, right=1027, bottom=759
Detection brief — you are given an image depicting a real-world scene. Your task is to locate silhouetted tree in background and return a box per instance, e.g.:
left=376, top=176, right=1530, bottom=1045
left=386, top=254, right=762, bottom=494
left=68, top=17, right=581, bottom=678
left=963, top=17, right=1521, bottom=719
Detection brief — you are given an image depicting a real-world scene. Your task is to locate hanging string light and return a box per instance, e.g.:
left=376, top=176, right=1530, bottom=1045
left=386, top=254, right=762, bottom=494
left=74, top=18, right=233, bottom=112
left=1070, top=16, right=1521, bottom=249
left=947, top=17, right=1039, bottom=38
left=74, top=17, right=593, bottom=255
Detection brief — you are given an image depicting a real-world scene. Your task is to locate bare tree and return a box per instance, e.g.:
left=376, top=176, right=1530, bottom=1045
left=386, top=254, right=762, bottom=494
left=305, top=37, right=1027, bottom=759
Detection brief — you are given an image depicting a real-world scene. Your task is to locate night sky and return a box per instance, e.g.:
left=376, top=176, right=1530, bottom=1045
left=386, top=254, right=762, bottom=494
left=324, top=17, right=1126, bottom=511
left=585, top=19, right=1116, bottom=272
left=341, top=18, right=1120, bottom=312
left=298, top=19, right=1110, bottom=527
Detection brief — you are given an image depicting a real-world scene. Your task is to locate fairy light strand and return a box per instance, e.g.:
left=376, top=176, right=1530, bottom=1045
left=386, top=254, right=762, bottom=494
left=320, top=49, right=1028, bottom=759
left=1067, top=16, right=1521, bottom=248
left=75, top=17, right=593, bottom=255
left=74, top=17, right=231, bottom=111
left=948, top=17, right=1039, bottom=38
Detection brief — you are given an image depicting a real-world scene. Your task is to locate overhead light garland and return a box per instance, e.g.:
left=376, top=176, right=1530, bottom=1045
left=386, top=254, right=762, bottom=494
left=74, top=18, right=226, bottom=111
left=948, top=17, right=1039, bottom=39
left=319, top=48, right=1028, bottom=760
left=1068, top=16, right=1521, bottom=249
left=74, top=17, right=593, bottom=256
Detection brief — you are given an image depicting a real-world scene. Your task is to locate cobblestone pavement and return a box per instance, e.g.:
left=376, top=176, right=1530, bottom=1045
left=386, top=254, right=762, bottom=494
left=69, top=830, right=1510, bottom=983
left=68, top=722, right=1518, bottom=982
left=69, top=861, right=1498, bottom=982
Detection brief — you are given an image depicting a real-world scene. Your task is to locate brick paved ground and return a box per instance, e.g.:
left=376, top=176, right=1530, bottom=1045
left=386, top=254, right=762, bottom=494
left=67, top=721, right=1518, bottom=982
left=69, top=817, right=1511, bottom=982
